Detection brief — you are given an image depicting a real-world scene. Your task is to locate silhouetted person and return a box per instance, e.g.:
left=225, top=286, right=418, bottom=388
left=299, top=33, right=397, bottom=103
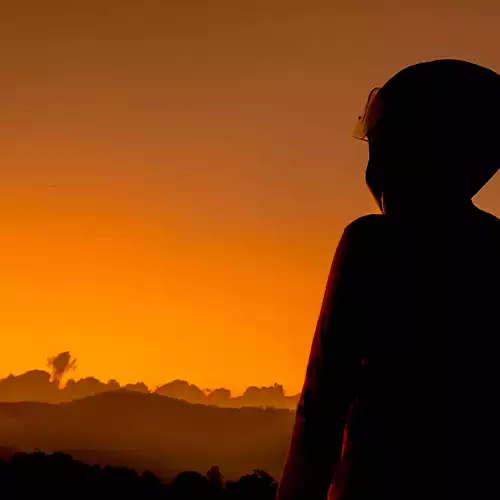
left=278, top=59, right=500, bottom=500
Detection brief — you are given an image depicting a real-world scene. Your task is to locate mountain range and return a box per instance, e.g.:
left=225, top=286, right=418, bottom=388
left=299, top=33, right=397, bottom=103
left=0, top=390, right=294, bottom=480
left=0, top=370, right=300, bottom=409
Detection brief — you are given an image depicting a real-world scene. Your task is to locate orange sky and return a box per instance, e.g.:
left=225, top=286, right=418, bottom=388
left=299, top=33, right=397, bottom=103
left=1, top=1, right=500, bottom=394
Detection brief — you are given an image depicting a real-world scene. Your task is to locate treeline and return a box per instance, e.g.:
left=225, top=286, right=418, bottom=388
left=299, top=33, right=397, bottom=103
left=0, top=451, right=278, bottom=499
left=0, top=370, right=299, bottom=409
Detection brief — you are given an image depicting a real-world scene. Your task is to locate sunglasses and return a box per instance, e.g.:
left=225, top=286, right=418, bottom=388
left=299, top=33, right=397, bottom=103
left=353, top=87, right=383, bottom=142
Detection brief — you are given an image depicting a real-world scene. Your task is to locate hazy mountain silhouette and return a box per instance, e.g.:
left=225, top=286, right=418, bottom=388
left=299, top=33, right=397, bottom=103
left=64, top=377, right=121, bottom=401
left=205, top=388, right=232, bottom=406
left=234, top=384, right=299, bottom=409
left=0, top=390, right=294, bottom=480
left=0, top=370, right=63, bottom=402
left=123, top=382, right=150, bottom=393
left=156, top=380, right=206, bottom=403
left=0, top=370, right=299, bottom=409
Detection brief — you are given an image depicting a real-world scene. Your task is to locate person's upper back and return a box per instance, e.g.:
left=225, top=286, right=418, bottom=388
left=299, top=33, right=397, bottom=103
left=347, top=203, right=500, bottom=498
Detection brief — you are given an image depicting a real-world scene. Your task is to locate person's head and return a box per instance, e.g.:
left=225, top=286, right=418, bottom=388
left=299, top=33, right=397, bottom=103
left=354, top=60, right=500, bottom=215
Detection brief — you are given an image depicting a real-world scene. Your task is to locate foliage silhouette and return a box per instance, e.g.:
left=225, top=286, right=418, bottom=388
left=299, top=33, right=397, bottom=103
left=0, top=451, right=278, bottom=499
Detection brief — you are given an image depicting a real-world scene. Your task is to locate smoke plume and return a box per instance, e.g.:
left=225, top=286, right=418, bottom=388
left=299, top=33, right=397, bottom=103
left=47, top=351, right=77, bottom=387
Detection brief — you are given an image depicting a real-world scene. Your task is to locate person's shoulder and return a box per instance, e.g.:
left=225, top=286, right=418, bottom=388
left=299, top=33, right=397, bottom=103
left=336, top=214, right=392, bottom=263
left=472, top=206, right=500, bottom=245
left=331, top=215, right=391, bottom=275
left=474, top=206, right=500, bottom=226
left=342, top=214, right=390, bottom=242
left=345, top=213, right=387, bottom=231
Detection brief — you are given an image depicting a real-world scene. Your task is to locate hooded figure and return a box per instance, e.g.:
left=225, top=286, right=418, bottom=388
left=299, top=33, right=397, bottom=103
left=278, top=60, right=500, bottom=500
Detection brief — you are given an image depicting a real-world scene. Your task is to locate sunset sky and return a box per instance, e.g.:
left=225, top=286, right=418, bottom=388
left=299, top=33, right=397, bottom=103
left=1, top=0, right=500, bottom=395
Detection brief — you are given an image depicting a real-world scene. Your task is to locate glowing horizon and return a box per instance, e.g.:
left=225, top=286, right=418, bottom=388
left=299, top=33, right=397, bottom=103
left=1, top=1, right=500, bottom=395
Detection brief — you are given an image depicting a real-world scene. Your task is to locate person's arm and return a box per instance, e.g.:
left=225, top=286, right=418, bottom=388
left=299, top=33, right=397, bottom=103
left=278, top=219, right=371, bottom=500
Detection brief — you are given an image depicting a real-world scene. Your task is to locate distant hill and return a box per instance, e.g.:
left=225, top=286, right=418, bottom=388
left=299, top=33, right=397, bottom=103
left=156, top=380, right=300, bottom=409
left=0, top=371, right=300, bottom=409
left=0, top=390, right=294, bottom=480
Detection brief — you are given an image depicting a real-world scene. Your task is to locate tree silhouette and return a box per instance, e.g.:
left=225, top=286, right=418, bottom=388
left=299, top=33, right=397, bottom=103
left=0, top=452, right=279, bottom=499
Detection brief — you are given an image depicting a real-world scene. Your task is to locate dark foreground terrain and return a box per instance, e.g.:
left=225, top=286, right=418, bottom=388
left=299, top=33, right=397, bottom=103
left=0, top=451, right=278, bottom=499
left=0, top=390, right=294, bottom=480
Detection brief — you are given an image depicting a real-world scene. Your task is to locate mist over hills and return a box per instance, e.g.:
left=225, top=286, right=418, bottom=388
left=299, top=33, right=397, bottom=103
left=0, top=369, right=300, bottom=409
left=0, top=390, right=294, bottom=480
left=0, top=354, right=298, bottom=479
